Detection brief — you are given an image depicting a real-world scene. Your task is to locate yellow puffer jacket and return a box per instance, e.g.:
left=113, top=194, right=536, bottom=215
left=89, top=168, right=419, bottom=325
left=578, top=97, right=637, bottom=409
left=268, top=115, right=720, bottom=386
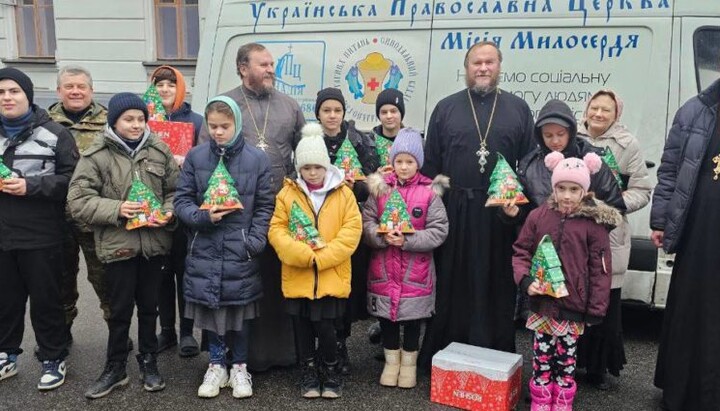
left=269, top=175, right=361, bottom=300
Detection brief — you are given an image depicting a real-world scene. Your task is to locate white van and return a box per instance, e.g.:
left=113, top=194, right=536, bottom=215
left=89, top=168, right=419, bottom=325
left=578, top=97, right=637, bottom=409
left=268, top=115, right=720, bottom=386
left=193, top=0, right=720, bottom=309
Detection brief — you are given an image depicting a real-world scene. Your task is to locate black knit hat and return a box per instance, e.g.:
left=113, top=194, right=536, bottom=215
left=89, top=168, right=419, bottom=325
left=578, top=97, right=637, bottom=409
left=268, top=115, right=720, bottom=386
left=107, top=92, right=149, bottom=128
left=315, top=87, right=345, bottom=119
left=0, top=67, right=34, bottom=105
left=375, top=88, right=405, bottom=120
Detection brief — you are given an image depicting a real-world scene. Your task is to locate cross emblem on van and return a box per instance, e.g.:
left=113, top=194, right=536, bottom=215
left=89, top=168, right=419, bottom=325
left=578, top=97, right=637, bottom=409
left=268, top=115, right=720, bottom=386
left=367, top=78, right=380, bottom=91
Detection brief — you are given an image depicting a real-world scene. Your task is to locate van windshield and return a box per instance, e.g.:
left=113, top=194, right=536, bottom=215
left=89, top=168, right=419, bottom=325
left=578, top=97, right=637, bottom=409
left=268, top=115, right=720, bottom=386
left=694, top=27, right=720, bottom=92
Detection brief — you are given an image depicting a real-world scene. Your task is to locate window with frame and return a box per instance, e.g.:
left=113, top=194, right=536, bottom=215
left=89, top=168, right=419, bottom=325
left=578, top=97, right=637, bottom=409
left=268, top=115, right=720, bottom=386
left=694, top=27, right=720, bottom=93
left=15, top=0, right=56, bottom=58
left=155, top=0, right=200, bottom=60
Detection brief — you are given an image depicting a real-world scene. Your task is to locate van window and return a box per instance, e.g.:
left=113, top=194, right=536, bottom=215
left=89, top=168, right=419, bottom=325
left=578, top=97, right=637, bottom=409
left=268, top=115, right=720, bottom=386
left=694, top=27, right=720, bottom=92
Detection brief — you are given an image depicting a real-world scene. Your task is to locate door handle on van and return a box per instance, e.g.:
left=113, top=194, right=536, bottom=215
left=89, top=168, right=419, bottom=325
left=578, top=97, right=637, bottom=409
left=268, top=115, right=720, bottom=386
left=646, top=160, right=656, bottom=169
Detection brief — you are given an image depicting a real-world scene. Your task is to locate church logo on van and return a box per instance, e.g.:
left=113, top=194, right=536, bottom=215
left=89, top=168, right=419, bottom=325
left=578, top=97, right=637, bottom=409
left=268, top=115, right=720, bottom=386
left=333, top=36, right=418, bottom=124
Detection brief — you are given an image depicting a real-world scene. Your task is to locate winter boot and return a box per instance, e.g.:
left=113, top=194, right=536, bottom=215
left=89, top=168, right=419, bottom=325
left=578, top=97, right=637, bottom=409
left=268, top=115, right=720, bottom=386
left=398, top=350, right=418, bottom=388
left=528, top=380, right=553, bottom=411
left=553, top=381, right=577, bottom=411
left=136, top=353, right=165, bottom=392
left=300, top=358, right=321, bottom=398
left=380, top=349, right=401, bottom=387
left=85, top=361, right=128, bottom=399
left=337, top=339, right=351, bottom=375
left=321, top=361, right=343, bottom=399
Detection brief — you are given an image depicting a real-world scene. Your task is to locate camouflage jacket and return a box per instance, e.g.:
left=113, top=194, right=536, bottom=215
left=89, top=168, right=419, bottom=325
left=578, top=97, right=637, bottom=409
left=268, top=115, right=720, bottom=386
left=48, top=100, right=107, bottom=154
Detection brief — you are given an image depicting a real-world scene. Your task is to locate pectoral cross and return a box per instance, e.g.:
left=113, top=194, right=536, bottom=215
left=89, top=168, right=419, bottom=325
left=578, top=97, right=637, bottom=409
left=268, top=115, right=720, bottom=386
left=476, top=145, right=490, bottom=173
left=713, top=154, right=720, bottom=180
left=256, top=136, right=269, bottom=151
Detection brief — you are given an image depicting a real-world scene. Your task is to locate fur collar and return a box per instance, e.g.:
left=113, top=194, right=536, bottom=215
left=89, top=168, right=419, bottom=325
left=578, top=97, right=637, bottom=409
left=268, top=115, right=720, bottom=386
left=367, top=172, right=449, bottom=198
left=547, top=192, right=622, bottom=228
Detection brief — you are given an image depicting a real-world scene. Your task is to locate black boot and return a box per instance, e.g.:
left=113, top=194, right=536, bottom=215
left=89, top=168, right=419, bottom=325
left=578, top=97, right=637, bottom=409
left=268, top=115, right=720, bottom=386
left=136, top=353, right=165, bottom=392
left=84, top=361, right=128, bottom=399
left=321, top=361, right=343, bottom=399
left=337, top=340, right=351, bottom=376
left=299, top=357, right=321, bottom=399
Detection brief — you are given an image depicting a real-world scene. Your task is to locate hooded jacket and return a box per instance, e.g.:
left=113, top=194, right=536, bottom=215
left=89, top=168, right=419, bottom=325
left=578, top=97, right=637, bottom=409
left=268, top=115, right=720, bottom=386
left=578, top=101, right=652, bottom=288
left=651, top=78, right=720, bottom=253
left=362, top=171, right=449, bottom=322
left=67, top=126, right=178, bottom=263
left=513, top=194, right=621, bottom=324
left=517, top=99, right=626, bottom=212
left=0, top=106, right=78, bottom=250
left=268, top=166, right=362, bottom=300
left=173, top=131, right=275, bottom=309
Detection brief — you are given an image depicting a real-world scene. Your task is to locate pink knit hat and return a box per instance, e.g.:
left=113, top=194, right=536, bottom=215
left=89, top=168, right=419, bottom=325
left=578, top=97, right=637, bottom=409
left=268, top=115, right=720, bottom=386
left=545, top=151, right=602, bottom=192
left=584, top=89, right=624, bottom=121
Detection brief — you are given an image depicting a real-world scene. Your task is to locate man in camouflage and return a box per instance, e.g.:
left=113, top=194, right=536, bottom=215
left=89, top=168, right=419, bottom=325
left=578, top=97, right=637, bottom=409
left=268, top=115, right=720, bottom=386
left=48, top=66, right=109, bottom=336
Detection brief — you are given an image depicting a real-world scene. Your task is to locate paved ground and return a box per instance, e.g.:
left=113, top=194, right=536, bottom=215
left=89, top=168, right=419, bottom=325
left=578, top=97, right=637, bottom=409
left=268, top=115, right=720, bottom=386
left=0, top=264, right=665, bottom=410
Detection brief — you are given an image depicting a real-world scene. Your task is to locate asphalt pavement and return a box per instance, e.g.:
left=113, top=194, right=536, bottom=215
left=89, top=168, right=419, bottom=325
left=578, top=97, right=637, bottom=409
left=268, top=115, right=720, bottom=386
left=0, top=261, right=666, bottom=411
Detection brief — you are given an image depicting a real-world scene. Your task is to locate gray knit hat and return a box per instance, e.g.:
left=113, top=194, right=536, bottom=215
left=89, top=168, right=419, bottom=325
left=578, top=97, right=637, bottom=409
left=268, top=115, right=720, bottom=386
left=389, top=128, right=424, bottom=168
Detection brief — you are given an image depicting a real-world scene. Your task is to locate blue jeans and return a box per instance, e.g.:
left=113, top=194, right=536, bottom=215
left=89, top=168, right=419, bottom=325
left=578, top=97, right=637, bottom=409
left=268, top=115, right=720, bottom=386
left=207, top=324, right=249, bottom=365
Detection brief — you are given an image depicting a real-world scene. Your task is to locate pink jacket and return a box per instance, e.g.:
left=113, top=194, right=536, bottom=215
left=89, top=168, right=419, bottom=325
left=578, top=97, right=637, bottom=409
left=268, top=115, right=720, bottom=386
left=362, top=172, right=449, bottom=322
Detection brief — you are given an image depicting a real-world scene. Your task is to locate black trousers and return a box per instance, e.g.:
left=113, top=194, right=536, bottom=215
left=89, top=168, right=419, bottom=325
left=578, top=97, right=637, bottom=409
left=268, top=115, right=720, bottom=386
left=157, top=229, right=193, bottom=336
left=104, top=255, right=164, bottom=362
left=292, top=316, right=337, bottom=364
left=0, top=247, right=68, bottom=361
left=379, top=318, right=422, bottom=351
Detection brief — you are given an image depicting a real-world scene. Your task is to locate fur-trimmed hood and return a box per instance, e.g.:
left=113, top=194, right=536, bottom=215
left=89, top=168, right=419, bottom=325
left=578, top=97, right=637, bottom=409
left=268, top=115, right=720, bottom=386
left=547, top=192, right=622, bottom=228
left=367, top=171, right=449, bottom=198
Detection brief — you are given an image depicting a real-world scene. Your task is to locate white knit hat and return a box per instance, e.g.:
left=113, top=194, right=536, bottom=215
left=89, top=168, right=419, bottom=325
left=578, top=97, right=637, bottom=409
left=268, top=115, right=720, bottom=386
left=295, top=123, right=331, bottom=172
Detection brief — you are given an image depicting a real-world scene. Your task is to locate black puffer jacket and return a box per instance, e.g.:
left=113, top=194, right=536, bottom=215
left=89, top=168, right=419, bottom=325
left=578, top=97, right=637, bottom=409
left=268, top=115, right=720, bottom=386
left=0, top=106, right=78, bottom=250
left=324, top=120, right=380, bottom=203
left=517, top=99, right=625, bottom=212
left=651, top=78, right=720, bottom=253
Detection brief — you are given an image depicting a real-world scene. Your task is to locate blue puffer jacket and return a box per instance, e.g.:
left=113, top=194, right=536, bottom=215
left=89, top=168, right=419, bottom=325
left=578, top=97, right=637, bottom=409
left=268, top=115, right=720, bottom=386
left=174, top=137, right=274, bottom=309
left=167, top=102, right=203, bottom=146
left=650, top=78, right=720, bottom=254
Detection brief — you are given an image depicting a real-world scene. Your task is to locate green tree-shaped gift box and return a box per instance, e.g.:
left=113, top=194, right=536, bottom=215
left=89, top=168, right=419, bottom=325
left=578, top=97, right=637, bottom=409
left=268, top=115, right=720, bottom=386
left=200, top=158, right=243, bottom=211
left=289, top=201, right=326, bottom=250
left=377, top=189, right=415, bottom=233
left=486, top=153, right=530, bottom=207
left=530, top=234, right=569, bottom=298
left=143, top=84, right=167, bottom=122
left=0, top=157, right=13, bottom=190
left=125, top=174, right=168, bottom=230
left=334, top=138, right=366, bottom=180
left=601, top=147, right=624, bottom=190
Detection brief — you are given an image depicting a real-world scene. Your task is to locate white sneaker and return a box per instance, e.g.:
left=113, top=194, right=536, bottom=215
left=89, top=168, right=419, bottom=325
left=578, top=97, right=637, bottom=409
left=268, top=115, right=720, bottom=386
left=0, top=353, right=18, bottom=381
left=229, top=363, right=252, bottom=399
left=197, top=364, right=228, bottom=398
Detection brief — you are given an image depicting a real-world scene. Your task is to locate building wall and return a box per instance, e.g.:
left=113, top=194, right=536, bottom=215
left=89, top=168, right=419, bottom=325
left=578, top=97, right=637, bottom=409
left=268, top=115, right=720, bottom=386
left=0, top=0, right=206, bottom=107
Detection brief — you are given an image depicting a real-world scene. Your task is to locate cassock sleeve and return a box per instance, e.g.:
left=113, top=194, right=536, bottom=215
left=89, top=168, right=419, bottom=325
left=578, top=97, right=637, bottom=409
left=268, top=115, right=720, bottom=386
left=422, top=104, right=443, bottom=179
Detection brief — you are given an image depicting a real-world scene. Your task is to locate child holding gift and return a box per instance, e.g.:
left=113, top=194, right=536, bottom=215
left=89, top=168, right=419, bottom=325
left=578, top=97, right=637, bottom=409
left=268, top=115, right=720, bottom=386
left=362, top=128, right=449, bottom=389
left=173, top=96, right=274, bottom=399
left=315, top=87, right=379, bottom=374
left=67, top=93, right=178, bottom=398
left=268, top=123, right=361, bottom=399
left=512, top=151, right=620, bottom=410
left=149, top=65, right=204, bottom=356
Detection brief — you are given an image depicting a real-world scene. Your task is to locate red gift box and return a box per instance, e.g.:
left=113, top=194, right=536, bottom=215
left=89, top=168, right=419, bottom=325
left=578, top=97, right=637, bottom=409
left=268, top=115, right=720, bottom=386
left=431, top=342, right=523, bottom=411
left=148, top=120, right=194, bottom=156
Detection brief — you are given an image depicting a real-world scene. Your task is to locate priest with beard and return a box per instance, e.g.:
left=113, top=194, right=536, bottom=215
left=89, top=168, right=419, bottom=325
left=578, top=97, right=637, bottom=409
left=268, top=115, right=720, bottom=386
left=419, top=41, right=535, bottom=366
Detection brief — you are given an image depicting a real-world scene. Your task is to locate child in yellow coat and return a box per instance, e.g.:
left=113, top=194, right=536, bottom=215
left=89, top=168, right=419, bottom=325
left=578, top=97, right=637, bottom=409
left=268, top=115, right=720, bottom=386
left=268, top=123, right=361, bottom=400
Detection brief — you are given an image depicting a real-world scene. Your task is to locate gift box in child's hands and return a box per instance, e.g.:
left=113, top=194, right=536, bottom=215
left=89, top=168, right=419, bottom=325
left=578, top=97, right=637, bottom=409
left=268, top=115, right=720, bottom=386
left=431, top=342, right=523, bottom=411
left=200, top=158, right=243, bottom=211
left=0, top=156, right=13, bottom=190
left=485, top=153, right=529, bottom=207
left=289, top=201, right=326, bottom=249
left=125, top=176, right=169, bottom=230
left=531, top=234, right=569, bottom=298
left=334, top=138, right=366, bottom=180
left=148, top=120, right=194, bottom=157
left=377, top=189, right=415, bottom=234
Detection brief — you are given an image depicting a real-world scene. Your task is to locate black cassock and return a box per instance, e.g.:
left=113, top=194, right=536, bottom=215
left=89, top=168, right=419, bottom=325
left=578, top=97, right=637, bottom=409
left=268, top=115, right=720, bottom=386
left=419, top=88, right=535, bottom=366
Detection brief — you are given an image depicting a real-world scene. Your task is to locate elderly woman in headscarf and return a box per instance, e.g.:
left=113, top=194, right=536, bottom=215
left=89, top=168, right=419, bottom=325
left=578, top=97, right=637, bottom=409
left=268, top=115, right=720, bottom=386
left=575, top=89, right=652, bottom=390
